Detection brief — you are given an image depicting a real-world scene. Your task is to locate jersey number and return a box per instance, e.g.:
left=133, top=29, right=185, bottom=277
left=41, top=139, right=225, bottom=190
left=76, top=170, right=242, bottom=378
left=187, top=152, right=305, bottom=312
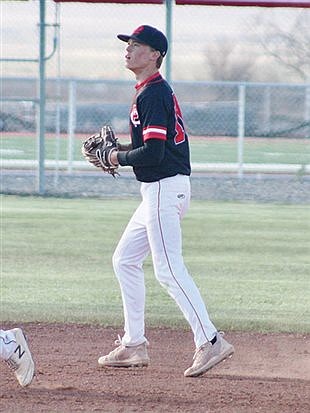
left=173, top=94, right=186, bottom=145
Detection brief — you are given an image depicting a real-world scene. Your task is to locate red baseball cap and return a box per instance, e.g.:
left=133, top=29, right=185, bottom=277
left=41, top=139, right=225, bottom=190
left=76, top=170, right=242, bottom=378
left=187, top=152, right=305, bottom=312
left=117, top=25, right=168, bottom=57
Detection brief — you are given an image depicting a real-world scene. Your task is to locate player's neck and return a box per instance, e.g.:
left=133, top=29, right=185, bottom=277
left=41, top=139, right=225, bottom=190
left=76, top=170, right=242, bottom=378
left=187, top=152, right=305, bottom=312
left=133, top=67, right=159, bottom=85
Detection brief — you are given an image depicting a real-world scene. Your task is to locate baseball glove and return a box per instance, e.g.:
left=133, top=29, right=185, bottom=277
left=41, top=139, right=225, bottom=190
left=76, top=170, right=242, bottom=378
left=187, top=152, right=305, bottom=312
left=81, top=125, right=119, bottom=177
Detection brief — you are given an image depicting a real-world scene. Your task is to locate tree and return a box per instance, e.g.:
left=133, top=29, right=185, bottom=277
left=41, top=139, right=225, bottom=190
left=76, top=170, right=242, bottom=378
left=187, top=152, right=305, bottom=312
left=204, top=37, right=256, bottom=82
left=257, top=11, right=310, bottom=82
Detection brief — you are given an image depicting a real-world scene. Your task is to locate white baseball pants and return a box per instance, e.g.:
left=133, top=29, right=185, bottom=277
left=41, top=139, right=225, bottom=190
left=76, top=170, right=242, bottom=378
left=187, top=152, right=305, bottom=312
left=0, top=329, right=16, bottom=360
left=112, top=174, right=217, bottom=349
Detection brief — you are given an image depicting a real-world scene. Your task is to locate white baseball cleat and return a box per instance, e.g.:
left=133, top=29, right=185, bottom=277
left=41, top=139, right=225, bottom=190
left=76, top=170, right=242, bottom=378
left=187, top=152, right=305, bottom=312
left=184, top=332, right=234, bottom=377
left=5, top=328, right=35, bottom=387
left=98, top=337, right=149, bottom=368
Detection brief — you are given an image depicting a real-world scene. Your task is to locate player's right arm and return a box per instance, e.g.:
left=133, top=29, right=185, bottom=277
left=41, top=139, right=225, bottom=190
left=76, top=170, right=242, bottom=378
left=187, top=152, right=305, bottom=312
left=118, top=142, right=133, bottom=151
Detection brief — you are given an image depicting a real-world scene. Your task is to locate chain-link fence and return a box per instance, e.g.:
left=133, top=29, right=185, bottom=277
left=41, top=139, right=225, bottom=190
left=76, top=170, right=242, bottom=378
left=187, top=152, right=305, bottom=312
left=2, top=77, right=310, bottom=138
left=1, top=1, right=310, bottom=197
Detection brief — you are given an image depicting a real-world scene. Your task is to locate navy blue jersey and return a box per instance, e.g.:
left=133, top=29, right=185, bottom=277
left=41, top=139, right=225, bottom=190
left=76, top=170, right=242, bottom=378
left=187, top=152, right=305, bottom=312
left=117, top=72, right=191, bottom=182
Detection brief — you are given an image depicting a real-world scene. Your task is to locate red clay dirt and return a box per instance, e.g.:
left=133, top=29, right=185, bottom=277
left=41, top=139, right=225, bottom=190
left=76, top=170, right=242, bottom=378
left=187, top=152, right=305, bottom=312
left=0, top=323, right=309, bottom=413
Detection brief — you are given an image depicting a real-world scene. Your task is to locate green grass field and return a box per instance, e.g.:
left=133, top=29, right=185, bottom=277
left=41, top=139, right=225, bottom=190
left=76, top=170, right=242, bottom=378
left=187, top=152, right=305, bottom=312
left=1, top=195, right=309, bottom=333
left=1, top=134, right=310, bottom=165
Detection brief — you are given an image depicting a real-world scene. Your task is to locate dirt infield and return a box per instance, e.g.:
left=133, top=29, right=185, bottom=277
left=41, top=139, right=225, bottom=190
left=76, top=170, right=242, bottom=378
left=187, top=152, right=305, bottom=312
left=1, top=323, right=309, bottom=413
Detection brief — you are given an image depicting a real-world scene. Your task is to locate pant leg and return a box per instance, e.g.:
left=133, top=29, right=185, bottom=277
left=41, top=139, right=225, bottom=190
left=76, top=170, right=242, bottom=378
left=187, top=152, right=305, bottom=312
left=0, top=329, right=16, bottom=360
left=143, top=175, right=217, bottom=349
left=112, top=201, right=150, bottom=346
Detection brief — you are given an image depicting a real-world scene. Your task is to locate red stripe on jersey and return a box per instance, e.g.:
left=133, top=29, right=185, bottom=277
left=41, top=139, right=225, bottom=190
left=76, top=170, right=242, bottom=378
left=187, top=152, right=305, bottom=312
left=143, top=126, right=167, bottom=142
left=136, top=72, right=161, bottom=91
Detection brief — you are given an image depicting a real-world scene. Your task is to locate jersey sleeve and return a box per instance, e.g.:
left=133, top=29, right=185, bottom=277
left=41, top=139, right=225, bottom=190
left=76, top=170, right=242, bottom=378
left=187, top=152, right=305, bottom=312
left=138, top=91, right=170, bottom=142
left=117, top=138, right=165, bottom=167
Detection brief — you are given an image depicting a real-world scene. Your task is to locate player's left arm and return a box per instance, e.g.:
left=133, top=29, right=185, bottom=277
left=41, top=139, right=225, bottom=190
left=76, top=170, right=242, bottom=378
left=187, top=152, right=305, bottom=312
left=118, top=138, right=165, bottom=167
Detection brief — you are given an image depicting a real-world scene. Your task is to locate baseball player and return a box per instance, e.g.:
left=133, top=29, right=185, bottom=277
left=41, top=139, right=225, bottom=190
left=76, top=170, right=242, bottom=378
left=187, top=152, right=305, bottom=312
left=96, top=25, right=234, bottom=377
left=0, top=328, right=35, bottom=386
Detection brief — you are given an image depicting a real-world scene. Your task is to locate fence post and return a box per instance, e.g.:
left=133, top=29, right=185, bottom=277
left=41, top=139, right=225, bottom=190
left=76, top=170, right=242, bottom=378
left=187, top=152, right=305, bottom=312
left=262, top=86, right=271, bottom=134
left=37, top=0, right=46, bottom=194
left=238, top=84, right=246, bottom=179
left=305, top=82, right=310, bottom=138
left=165, top=0, right=173, bottom=84
left=67, top=80, right=76, bottom=173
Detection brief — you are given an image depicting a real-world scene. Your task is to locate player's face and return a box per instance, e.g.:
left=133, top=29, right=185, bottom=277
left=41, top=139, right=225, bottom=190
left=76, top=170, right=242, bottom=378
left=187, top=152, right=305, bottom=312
left=125, top=40, right=158, bottom=73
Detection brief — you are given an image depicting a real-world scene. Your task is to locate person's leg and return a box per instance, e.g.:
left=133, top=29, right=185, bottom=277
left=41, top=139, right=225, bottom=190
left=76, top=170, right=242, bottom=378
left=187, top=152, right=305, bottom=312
left=144, top=175, right=234, bottom=377
left=112, top=201, right=150, bottom=346
left=144, top=175, right=218, bottom=348
left=1, top=328, right=35, bottom=386
left=0, top=329, right=16, bottom=360
left=98, top=200, right=151, bottom=368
